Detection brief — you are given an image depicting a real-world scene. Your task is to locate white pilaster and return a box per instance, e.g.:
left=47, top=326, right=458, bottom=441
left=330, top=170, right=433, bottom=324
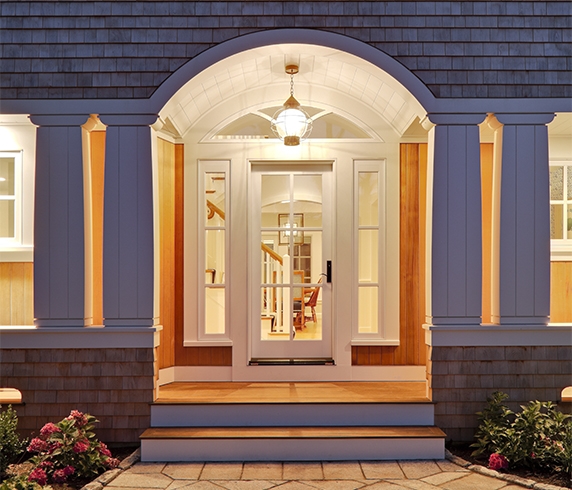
left=99, top=114, right=158, bottom=327
left=423, top=114, right=486, bottom=325
left=30, top=114, right=91, bottom=327
left=489, top=113, right=555, bottom=325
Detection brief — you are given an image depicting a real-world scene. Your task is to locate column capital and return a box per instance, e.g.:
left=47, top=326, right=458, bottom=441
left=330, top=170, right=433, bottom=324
left=98, top=114, right=159, bottom=127
left=29, top=114, right=91, bottom=127
left=423, top=113, right=487, bottom=127
left=494, top=113, right=555, bottom=126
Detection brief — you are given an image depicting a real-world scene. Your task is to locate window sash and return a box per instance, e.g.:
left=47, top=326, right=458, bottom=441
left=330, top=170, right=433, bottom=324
left=199, top=160, right=230, bottom=340
left=0, top=152, right=22, bottom=244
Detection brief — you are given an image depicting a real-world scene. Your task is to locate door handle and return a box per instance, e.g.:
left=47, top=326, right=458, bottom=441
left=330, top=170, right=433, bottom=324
left=326, top=260, right=332, bottom=283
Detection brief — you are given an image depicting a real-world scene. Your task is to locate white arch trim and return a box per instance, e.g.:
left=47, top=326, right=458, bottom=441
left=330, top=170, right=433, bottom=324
left=152, top=29, right=436, bottom=114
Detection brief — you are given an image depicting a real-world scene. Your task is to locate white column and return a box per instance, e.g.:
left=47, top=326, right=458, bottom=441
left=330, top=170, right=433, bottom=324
left=489, top=113, right=555, bottom=325
left=30, top=115, right=90, bottom=327
left=423, top=113, right=486, bottom=325
left=99, top=114, right=158, bottom=327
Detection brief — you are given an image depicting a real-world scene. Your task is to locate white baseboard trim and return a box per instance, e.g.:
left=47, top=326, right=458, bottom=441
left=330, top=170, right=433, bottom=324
left=351, top=365, right=426, bottom=381
left=161, top=365, right=426, bottom=383
left=157, top=367, right=176, bottom=386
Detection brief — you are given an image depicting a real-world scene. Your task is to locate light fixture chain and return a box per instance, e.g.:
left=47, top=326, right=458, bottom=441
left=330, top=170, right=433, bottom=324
left=290, top=73, right=294, bottom=96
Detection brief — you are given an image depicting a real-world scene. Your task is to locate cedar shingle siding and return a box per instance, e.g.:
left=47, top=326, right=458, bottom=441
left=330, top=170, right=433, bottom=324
left=0, top=1, right=570, bottom=100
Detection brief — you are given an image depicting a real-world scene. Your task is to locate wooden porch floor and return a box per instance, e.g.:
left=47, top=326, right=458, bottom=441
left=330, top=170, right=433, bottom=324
left=156, top=382, right=429, bottom=404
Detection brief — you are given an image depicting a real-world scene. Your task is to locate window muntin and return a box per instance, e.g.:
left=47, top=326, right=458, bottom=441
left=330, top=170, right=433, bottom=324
left=353, top=161, right=385, bottom=339
left=0, top=153, right=22, bottom=243
left=200, top=162, right=229, bottom=339
left=550, top=161, right=572, bottom=256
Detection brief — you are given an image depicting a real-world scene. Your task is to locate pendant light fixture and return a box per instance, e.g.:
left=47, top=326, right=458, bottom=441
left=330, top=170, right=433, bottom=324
left=271, top=64, right=312, bottom=146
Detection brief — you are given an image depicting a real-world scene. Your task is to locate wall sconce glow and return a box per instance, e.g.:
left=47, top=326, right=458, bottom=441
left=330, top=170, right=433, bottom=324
left=271, top=65, right=312, bottom=146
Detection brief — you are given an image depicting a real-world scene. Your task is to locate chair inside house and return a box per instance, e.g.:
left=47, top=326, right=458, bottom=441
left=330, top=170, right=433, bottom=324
left=293, top=276, right=323, bottom=330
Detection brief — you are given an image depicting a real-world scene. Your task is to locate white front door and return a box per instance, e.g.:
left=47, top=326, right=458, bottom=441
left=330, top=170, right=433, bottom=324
left=250, top=163, right=333, bottom=359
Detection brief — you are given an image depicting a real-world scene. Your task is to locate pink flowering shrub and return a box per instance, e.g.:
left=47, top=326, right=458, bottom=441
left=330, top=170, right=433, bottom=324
left=26, top=410, right=118, bottom=485
left=488, top=453, right=509, bottom=471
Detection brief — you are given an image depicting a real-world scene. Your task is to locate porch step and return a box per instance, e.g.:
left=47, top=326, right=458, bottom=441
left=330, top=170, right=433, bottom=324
left=140, top=426, right=446, bottom=462
left=150, top=402, right=435, bottom=427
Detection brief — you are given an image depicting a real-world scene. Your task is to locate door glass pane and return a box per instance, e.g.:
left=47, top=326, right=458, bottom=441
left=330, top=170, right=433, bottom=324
left=261, top=175, right=289, bottom=224
left=0, top=158, right=15, bottom=196
left=260, top=286, right=290, bottom=340
left=568, top=167, right=572, bottom=199
left=261, top=235, right=286, bottom=284
left=359, top=229, right=378, bottom=283
left=205, top=230, right=225, bottom=284
left=205, top=172, right=225, bottom=227
left=551, top=204, right=564, bottom=239
left=0, top=201, right=14, bottom=238
left=293, top=175, right=322, bottom=227
left=205, top=288, right=225, bottom=334
left=358, top=286, right=379, bottom=334
left=550, top=166, right=563, bottom=200
left=358, top=172, right=378, bottom=226
left=294, top=284, right=322, bottom=341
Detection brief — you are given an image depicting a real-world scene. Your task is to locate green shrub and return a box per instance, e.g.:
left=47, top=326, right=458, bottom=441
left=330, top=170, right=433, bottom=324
left=471, top=391, right=572, bottom=474
left=0, top=406, right=27, bottom=477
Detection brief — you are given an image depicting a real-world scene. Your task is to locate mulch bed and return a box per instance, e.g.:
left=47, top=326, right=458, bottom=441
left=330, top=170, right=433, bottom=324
left=447, top=442, right=571, bottom=489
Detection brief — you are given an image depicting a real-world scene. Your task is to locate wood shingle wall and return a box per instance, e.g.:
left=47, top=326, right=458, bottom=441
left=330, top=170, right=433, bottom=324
left=0, top=1, right=570, bottom=99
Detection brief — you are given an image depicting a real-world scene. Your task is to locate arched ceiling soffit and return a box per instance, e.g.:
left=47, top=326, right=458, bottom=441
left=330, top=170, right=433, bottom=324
left=159, top=44, right=426, bottom=140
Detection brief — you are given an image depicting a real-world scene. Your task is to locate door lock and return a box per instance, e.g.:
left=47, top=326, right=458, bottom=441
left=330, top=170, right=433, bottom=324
left=326, top=260, right=332, bottom=283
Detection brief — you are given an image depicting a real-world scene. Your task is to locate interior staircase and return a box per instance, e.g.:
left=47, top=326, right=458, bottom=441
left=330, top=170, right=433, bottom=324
left=140, top=382, right=446, bottom=462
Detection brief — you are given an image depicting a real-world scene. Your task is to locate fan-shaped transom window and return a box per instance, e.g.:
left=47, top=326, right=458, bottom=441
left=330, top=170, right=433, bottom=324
left=211, top=107, right=372, bottom=141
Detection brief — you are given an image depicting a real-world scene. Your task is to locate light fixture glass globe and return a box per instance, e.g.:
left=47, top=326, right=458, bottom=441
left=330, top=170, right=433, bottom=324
left=271, top=106, right=312, bottom=146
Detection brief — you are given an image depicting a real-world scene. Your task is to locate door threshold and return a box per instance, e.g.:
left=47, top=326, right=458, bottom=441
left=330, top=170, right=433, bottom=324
left=249, top=358, right=335, bottom=366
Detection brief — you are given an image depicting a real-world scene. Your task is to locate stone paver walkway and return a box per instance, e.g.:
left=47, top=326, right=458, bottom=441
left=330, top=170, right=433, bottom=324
left=101, top=459, right=534, bottom=490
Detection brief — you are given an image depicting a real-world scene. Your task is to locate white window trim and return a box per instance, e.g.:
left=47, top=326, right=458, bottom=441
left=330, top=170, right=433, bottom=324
left=550, top=160, right=572, bottom=261
left=197, top=160, right=231, bottom=343
left=0, top=151, right=23, bottom=248
left=352, top=159, right=399, bottom=345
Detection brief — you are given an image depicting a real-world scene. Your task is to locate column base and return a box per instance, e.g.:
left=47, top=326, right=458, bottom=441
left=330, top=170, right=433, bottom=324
left=34, top=319, right=87, bottom=327
left=104, top=319, right=155, bottom=327
left=491, top=315, right=549, bottom=325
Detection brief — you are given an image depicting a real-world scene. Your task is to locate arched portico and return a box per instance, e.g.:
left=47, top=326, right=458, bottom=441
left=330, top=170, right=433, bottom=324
left=0, top=28, right=570, bottom=445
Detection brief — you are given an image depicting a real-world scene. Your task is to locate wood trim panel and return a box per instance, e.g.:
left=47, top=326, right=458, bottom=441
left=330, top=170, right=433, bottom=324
left=481, top=143, right=494, bottom=324
left=551, top=261, right=572, bottom=322
left=90, top=131, right=105, bottom=326
left=0, top=262, right=34, bottom=325
left=158, top=138, right=176, bottom=369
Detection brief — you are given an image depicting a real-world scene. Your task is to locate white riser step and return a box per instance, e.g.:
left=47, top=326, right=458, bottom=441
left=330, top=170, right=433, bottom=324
left=140, top=426, right=445, bottom=462
left=150, top=403, right=435, bottom=427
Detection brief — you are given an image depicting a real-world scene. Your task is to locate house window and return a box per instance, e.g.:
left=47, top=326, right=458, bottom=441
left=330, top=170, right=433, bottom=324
left=353, top=161, right=385, bottom=340
left=0, top=152, right=22, bottom=244
left=200, top=161, right=229, bottom=339
left=550, top=161, right=572, bottom=258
